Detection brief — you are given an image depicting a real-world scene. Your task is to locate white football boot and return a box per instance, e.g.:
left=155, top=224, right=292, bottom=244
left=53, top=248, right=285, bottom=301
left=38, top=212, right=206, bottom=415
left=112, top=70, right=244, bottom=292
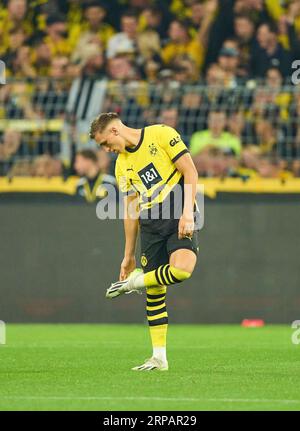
left=106, top=269, right=144, bottom=299
left=131, top=356, right=169, bottom=371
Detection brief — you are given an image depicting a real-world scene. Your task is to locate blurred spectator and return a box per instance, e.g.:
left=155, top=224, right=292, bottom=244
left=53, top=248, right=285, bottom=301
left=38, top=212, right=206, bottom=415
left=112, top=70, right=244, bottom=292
left=1, top=27, right=28, bottom=77
left=106, top=10, right=138, bottom=59
left=222, top=38, right=240, bottom=51
left=0, top=0, right=32, bottom=56
left=290, top=89, right=300, bottom=153
left=139, top=5, right=169, bottom=39
left=77, top=45, right=106, bottom=79
left=285, top=1, right=300, bottom=62
left=247, top=86, right=280, bottom=129
left=251, top=22, right=291, bottom=78
left=233, top=14, right=256, bottom=77
left=245, top=68, right=291, bottom=133
left=266, top=66, right=283, bottom=88
left=205, top=63, right=226, bottom=86
left=44, top=14, right=72, bottom=57
left=74, top=149, right=117, bottom=202
left=159, top=107, right=179, bottom=129
left=137, top=28, right=161, bottom=63
left=71, top=1, right=114, bottom=64
left=228, top=110, right=246, bottom=141
left=190, top=110, right=241, bottom=157
left=8, top=27, right=28, bottom=52
left=32, top=57, right=69, bottom=119
left=30, top=35, right=52, bottom=77
left=0, top=129, right=22, bottom=175
left=32, top=154, right=63, bottom=177
left=179, top=88, right=203, bottom=139
left=10, top=45, right=36, bottom=78
left=161, top=0, right=217, bottom=73
left=50, top=56, right=69, bottom=81
left=203, top=64, right=230, bottom=113
left=172, top=57, right=199, bottom=83
left=8, top=159, right=33, bottom=177
left=0, top=129, right=22, bottom=160
left=292, top=159, right=300, bottom=177
left=192, top=148, right=239, bottom=177
left=255, top=118, right=277, bottom=154
left=239, top=145, right=261, bottom=175
left=143, top=57, right=161, bottom=83
left=265, top=67, right=291, bottom=119
left=107, top=55, right=138, bottom=81
left=81, top=1, right=114, bottom=48
left=2, top=82, right=38, bottom=119
left=256, top=155, right=281, bottom=178
left=234, top=0, right=271, bottom=25
left=217, top=46, right=241, bottom=87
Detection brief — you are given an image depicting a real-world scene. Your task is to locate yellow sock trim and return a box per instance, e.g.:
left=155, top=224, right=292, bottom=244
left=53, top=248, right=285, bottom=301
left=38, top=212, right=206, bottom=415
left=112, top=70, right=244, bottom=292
left=169, top=266, right=191, bottom=283
left=144, top=271, right=158, bottom=287
left=147, top=303, right=166, bottom=311
left=146, top=286, right=167, bottom=296
left=149, top=324, right=167, bottom=348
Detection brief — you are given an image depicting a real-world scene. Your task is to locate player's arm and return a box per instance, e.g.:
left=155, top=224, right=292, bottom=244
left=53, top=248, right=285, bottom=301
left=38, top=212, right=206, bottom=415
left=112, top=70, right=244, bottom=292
left=119, top=193, right=139, bottom=280
left=159, top=125, right=198, bottom=238
left=174, top=153, right=199, bottom=240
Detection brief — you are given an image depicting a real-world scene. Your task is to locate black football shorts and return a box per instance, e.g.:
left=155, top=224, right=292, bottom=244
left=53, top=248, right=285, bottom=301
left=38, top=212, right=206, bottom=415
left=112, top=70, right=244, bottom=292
left=139, top=219, right=200, bottom=273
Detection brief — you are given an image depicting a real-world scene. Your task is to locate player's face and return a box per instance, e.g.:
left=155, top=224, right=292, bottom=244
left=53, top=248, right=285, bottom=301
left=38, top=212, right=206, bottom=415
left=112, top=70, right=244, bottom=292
left=94, top=128, right=126, bottom=154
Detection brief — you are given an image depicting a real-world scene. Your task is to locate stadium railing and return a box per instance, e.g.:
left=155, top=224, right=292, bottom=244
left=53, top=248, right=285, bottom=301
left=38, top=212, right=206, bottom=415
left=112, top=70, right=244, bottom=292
left=0, top=77, right=299, bottom=176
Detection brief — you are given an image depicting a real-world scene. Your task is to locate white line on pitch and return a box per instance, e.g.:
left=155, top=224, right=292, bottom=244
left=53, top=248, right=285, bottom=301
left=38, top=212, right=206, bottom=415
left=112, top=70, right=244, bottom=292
left=1, top=396, right=299, bottom=404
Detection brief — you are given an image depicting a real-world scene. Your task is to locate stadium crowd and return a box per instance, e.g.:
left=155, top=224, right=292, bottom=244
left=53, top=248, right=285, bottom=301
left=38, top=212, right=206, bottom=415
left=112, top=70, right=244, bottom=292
left=1, top=0, right=300, bottom=182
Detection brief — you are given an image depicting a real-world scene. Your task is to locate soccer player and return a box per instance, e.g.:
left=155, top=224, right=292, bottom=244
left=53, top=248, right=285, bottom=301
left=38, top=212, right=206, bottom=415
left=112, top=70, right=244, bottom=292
left=90, top=112, right=200, bottom=371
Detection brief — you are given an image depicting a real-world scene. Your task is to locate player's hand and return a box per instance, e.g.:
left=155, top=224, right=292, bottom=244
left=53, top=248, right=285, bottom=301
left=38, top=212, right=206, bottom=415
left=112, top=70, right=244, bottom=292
left=119, top=256, right=136, bottom=280
left=178, top=213, right=194, bottom=240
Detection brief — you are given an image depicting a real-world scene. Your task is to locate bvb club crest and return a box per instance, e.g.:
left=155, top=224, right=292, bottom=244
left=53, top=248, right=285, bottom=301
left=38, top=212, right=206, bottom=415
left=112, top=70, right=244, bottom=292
left=141, top=254, right=148, bottom=267
left=149, top=143, right=158, bottom=156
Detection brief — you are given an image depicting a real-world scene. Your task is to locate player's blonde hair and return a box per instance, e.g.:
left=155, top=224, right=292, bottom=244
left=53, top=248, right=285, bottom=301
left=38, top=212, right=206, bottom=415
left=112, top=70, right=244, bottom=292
left=89, top=112, right=120, bottom=139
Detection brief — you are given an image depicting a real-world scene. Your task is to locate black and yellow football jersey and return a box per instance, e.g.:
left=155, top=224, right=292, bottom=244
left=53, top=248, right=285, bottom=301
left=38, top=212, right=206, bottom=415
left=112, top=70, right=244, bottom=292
left=115, top=124, right=189, bottom=213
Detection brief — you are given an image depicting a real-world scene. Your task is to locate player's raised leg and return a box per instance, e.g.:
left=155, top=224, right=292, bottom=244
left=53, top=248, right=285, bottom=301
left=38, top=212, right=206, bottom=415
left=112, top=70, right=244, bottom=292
left=106, top=248, right=197, bottom=297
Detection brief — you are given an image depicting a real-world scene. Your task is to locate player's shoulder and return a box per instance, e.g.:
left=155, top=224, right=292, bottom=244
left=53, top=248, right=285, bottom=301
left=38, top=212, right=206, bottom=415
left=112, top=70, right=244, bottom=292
left=146, top=124, right=177, bottom=138
left=148, top=124, right=175, bottom=131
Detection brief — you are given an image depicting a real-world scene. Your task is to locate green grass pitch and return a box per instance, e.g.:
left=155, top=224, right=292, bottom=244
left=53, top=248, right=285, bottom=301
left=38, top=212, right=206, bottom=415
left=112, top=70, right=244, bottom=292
left=0, top=324, right=299, bottom=411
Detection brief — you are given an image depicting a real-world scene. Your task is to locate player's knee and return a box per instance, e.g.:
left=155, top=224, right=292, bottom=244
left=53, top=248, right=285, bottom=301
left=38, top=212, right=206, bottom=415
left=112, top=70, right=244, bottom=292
left=169, top=265, right=192, bottom=282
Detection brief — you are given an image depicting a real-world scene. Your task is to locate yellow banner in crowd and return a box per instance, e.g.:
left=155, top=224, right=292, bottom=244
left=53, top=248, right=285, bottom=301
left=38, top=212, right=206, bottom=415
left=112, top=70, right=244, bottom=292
left=0, top=177, right=300, bottom=198
left=0, top=119, right=64, bottom=132
left=0, top=177, right=78, bottom=194
left=199, top=178, right=300, bottom=198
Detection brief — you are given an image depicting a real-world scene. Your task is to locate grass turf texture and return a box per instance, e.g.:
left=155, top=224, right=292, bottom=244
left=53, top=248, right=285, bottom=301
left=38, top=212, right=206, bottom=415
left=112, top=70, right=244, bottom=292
left=0, top=324, right=299, bottom=411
